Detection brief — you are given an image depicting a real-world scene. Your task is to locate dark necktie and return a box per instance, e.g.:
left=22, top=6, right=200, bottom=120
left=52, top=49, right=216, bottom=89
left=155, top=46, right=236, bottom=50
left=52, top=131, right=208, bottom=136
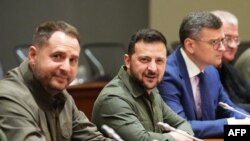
left=198, top=72, right=206, bottom=99
left=198, top=72, right=211, bottom=120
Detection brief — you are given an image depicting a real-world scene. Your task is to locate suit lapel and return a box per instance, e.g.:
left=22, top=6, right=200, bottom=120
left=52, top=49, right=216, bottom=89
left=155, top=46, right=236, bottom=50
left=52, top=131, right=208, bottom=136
left=175, top=47, right=198, bottom=119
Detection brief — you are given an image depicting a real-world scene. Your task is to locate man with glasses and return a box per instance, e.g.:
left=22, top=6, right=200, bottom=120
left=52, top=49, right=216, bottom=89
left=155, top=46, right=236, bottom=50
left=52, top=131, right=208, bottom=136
left=158, top=11, right=250, bottom=139
left=212, top=10, right=250, bottom=113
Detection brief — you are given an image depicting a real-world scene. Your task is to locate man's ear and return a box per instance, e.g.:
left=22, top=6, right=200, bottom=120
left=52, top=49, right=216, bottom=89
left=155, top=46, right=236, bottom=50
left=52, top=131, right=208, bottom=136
left=124, top=54, right=130, bottom=69
left=28, top=46, right=37, bottom=66
left=184, top=38, right=195, bottom=54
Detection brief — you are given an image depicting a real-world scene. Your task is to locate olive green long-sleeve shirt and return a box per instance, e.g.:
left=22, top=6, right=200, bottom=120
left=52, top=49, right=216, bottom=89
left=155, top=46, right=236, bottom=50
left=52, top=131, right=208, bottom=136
left=92, top=66, right=194, bottom=141
left=0, top=61, right=112, bottom=141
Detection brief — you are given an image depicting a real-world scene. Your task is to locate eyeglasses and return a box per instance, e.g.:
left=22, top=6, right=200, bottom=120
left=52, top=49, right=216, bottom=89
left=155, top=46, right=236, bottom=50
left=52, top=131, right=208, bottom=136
left=192, top=38, right=227, bottom=50
left=224, top=35, right=240, bottom=46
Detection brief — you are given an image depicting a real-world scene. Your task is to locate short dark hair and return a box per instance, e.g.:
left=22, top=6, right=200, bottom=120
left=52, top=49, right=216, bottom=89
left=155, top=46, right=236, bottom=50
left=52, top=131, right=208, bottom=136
left=179, top=11, right=222, bottom=45
left=127, top=28, right=167, bottom=56
left=32, top=21, right=80, bottom=47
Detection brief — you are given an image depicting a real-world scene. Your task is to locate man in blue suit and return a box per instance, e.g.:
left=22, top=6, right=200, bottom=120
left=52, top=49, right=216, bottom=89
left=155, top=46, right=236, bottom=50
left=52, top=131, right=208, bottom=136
left=158, top=11, right=250, bottom=138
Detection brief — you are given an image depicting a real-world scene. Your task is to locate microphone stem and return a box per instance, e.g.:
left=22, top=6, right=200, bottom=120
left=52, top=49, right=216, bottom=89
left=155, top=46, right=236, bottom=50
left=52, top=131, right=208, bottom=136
left=157, top=122, right=203, bottom=141
left=232, top=109, right=250, bottom=118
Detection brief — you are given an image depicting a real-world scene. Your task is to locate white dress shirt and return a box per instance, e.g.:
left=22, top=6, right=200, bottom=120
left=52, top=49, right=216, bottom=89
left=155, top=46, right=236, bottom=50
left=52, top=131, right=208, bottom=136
left=180, top=48, right=202, bottom=119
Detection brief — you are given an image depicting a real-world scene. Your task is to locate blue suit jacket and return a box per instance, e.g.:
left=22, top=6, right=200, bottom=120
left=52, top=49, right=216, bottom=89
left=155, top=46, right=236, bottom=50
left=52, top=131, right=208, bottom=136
left=158, top=47, right=248, bottom=138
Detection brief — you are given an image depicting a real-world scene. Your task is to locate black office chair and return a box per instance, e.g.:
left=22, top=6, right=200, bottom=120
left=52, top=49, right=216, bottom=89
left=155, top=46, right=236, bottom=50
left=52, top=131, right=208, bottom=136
left=70, top=53, right=94, bottom=85
left=82, top=42, right=126, bottom=81
left=15, top=44, right=30, bottom=64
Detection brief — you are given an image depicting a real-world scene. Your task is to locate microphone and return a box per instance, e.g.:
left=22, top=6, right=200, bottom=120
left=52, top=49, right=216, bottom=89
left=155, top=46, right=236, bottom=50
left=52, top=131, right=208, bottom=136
left=101, top=124, right=124, bottom=141
left=157, top=122, right=203, bottom=141
left=218, top=102, right=250, bottom=118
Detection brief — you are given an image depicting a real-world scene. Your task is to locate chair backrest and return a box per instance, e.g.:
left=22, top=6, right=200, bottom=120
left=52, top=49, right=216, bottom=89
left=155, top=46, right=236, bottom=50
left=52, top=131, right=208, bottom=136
left=82, top=42, right=126, bottom=81
left=15, top=44, right=30, bottom=64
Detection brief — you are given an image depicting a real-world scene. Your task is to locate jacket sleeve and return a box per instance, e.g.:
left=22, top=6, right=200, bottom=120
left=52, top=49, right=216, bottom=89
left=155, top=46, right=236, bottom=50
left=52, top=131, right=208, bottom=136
left=92, top=95, right=178, bottom=141
left=0, top=95, right=47, bottom=141
left=160, top=97, right=194, bottom=136
left=158, top=68, right=228, bottom=138
left=70, top=96, right=113, bottom=141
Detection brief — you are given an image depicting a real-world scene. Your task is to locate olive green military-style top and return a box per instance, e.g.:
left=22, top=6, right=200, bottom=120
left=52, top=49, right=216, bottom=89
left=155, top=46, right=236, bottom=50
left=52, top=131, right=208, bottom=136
left=92, top=66, right=194, bottom=141
left=0, top=60, right=112, bottom=141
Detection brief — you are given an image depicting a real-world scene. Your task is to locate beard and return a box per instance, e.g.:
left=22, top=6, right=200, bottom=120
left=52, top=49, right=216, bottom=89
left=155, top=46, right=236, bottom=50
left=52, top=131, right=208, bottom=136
left=129, top=68, right=159, bottom=91
left=32, top=66, right=70, bottom=95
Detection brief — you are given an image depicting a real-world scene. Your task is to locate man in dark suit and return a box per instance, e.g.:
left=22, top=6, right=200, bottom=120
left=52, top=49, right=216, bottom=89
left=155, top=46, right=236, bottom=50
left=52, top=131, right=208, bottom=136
left=158, top=11, right=250, bottom=138
left=211, top=10, right=250, bottom=113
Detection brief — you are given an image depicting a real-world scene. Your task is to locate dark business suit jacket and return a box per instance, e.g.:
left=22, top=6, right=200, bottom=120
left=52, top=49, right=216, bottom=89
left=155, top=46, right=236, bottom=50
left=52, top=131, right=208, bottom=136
left=235, top=48, right=250, bottom=85
left=218, top=62, right=250, bottom=112
left=158, top=47, right=247, bottom=138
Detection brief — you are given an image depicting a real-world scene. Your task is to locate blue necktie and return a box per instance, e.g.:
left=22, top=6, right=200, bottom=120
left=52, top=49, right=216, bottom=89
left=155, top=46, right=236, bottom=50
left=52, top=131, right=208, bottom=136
left=197, top=72, right=210, bottom=120
left=198, top=72, right=218, bottom=120
left=198, top=72, right=206, bottom=96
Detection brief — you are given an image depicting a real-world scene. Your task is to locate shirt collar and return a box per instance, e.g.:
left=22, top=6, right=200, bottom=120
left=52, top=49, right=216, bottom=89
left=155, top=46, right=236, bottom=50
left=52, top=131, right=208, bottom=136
left=180, top=48, right=201, bottom=78
left=118, top=66, right=158, bottom=98
left=20, top=60, right=66, bottom=110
